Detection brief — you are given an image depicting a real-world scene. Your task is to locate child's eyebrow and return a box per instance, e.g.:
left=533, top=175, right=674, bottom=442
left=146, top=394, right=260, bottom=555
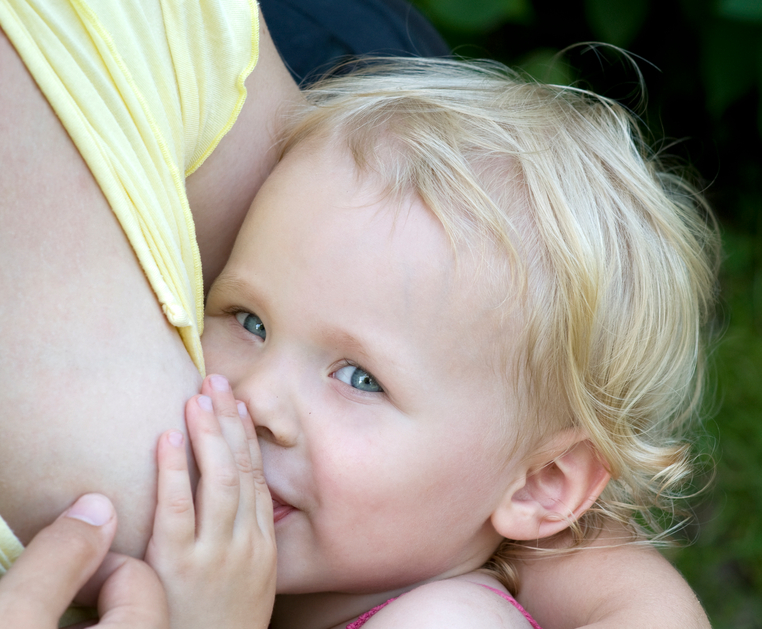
left=320, top=328, right=373, bottom=363
left=210, top=273, right=258, bottom=303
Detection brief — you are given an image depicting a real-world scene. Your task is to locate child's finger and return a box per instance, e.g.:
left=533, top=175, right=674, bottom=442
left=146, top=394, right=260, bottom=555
left=204, top=375, right=256, bottom=488
left=227, top=400, right=272, bottom=537
left=151, top=430, right=195, bottom=553
left=188, top=389, right=242, bottom=540
left=201, top=375, right=259, bottom=534
left=239, top=404, right=275, bottom=538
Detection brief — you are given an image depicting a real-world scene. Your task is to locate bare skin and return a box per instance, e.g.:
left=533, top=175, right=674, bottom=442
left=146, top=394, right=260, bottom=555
left=515, top=526, right=711, bottom=629
left=0, top=11, right=300, bottom=558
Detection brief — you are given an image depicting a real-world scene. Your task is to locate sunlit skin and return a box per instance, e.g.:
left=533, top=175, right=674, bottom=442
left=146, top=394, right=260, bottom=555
left=201, top=140, right=534, bottom=628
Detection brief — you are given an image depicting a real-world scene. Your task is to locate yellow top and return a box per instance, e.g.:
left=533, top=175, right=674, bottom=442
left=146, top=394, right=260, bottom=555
left=0, top=0, right=261, bottom=373
left=0, top=515, right=23, bottom=575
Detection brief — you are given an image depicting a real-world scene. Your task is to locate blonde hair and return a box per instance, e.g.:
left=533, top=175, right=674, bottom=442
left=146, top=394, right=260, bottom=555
left=279, top=58, right=721, bottom=592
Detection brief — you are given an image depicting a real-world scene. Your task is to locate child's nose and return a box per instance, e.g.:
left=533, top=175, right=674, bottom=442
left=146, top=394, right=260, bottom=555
left=235, top=357, right=299, bottom=448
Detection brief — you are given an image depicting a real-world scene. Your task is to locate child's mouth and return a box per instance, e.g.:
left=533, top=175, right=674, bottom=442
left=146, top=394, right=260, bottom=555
left=270, top=491, right=295, bottom=524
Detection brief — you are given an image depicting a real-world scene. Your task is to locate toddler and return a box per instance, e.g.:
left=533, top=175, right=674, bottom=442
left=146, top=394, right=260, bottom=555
left=145, top=58, right=719, bottom=629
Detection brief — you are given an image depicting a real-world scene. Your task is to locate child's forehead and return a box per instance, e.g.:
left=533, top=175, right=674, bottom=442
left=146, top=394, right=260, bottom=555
left=263, top=137, right=521, bottom=304
left=252, top=141, right=453, bottom=276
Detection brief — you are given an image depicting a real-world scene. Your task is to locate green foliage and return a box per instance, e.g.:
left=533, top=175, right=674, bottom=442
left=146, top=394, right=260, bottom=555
left=758, top=39, right=762, bottom=137
left=672, top=225, right=762, bottom=629
left=701, top=21, right=759, bottom=118
left=720, top=0, right=762, bottom=23
left=415, top=0, right=532, bottom=32
left=415, top=0, right=762, bottom=143
left=584, top=0, right=650, bottom=48
left=513, top=48, right=576, bottom=85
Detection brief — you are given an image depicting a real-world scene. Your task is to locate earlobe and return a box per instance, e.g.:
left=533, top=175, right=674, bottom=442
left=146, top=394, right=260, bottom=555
left=491, top=432, right=610, bottom=541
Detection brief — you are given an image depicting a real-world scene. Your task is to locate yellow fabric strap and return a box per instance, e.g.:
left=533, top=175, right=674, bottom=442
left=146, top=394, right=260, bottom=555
left=0, top=0, right=260, bottom=373
left=0, top=515, right=23, bottom=574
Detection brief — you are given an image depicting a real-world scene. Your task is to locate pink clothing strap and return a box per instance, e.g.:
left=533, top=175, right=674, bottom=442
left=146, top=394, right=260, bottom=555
left=479, top=585, right=543, bottom=629
left=345, top=597, right=398, bottom=629
left=345, top=585, right=542, bottom=629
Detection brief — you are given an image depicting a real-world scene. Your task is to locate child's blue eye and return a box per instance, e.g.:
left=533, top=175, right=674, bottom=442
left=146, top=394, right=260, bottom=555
left=334, top=365, right=383, bottom=393
left=235, top=311, right=266, bottom=340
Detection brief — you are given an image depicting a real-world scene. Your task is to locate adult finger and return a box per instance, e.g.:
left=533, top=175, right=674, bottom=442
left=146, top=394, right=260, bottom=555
left=94, top=554, right=169, bottom=628
left=0, top=494, right=116, bottom=627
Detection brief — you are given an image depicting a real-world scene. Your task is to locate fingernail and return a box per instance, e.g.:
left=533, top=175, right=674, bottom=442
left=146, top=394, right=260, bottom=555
left=197, top=395, right=213, bottom=411
left=237, top=401, right=247, bottom=418
left=65, top=494, right=113, bottom=527
left=168, top=431, right=184, bottom=447
left=209, top=374, right=229, bottom=391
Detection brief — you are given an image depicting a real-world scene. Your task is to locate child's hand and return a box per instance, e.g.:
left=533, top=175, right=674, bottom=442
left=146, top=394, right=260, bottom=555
left=145, top=374, right=276, bottom=629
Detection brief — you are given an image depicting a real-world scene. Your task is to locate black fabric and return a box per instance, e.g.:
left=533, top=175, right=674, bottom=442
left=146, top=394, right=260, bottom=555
left=259, top=0, right=450, bottom=85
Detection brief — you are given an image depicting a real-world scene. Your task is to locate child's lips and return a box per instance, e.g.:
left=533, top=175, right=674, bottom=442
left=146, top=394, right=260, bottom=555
left=269, top=489, right=295, bottom=524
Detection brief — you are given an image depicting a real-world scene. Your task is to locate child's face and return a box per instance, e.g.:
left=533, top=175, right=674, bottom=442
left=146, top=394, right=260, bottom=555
left=202, top=141, right=525, bottom=595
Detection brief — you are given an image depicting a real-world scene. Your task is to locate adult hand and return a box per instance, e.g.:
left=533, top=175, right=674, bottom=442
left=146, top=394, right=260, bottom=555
left=0, top=493, right=169, bottom=628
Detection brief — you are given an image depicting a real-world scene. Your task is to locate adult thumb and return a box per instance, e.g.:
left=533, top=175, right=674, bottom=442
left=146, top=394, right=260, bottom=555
left=0, top=493, right=117, bottom=628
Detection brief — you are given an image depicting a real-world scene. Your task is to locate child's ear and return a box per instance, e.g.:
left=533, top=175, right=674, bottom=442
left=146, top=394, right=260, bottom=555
left=491, top=431, right=610, bottom=541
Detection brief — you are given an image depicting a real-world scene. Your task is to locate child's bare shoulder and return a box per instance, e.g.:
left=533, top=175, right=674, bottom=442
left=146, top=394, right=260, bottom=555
left=362, top=575, right=535, bottom=629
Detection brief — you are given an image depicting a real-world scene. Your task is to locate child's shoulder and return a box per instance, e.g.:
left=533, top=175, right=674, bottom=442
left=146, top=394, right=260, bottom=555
left=361, top=574, right=538, bottom=629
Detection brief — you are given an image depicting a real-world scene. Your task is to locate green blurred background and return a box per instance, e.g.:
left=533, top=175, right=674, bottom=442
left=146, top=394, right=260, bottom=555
left=407, top=0, right=762, bottom=626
